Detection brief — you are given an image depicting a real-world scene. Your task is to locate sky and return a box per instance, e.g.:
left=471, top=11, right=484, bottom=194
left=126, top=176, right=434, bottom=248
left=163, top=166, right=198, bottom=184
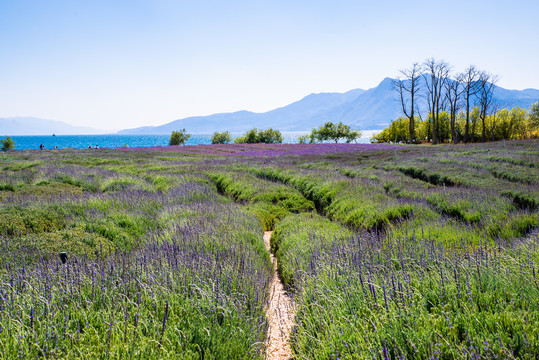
left=1, top=0, right=538, bottom=131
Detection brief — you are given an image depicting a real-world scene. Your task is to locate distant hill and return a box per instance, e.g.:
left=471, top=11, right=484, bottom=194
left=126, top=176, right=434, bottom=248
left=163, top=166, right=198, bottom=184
left=118, top=78, right=539, bottom=134
left=0, top=117, right=106, bottom=135
left=118, top=88, right=367, bottom=134
left=3, top=79, right=538, bottom=136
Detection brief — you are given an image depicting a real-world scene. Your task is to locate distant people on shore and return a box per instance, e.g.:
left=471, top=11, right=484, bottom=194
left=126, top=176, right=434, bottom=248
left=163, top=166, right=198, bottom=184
left=39, top=144, right=61, bottom=150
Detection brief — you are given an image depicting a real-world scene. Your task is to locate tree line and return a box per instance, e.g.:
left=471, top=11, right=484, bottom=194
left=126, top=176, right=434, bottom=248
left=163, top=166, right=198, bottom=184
left=169, top=128, right=284, bottom=145
left=376, top=58, right=539, bottom=144
left=170, top=122, right=362, bottom=145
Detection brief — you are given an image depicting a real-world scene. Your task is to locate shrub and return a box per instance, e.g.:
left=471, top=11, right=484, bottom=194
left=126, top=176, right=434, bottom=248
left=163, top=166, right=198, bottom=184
left=211, top=131, right=232, bottom=144
left=234, top=128, right=283, bottom=144
left=1, top=136, right=15, bottom=151
left=169, top=129, right=190, bottom=145
left=305, top=122, right=361, bottom=143
left=257, top=128, right=283, bottom=144
left=298, top=133, right=315, bottom=144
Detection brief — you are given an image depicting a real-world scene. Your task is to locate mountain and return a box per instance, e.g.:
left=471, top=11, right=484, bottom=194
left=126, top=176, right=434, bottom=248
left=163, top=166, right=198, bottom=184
left=0, top=117, right=106, bottom=136
left=4, top=79, right=538, bottom=136
left=119, top=78, right=539, bottom=134
left=118, top=88, right=367, bottom=134
left=491, top=87, right=539, bottom=109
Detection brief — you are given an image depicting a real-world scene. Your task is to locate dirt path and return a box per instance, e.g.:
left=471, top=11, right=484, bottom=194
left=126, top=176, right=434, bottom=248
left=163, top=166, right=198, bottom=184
left=264, top=231, right=295, bottom=360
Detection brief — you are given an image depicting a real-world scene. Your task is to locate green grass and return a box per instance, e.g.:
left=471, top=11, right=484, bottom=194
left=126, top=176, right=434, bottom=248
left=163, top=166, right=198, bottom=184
left=270, top=213, right=351, bottom=287
left=0, top=140, right=537, bottom=359
left=209, top=171, right=314, bottom=230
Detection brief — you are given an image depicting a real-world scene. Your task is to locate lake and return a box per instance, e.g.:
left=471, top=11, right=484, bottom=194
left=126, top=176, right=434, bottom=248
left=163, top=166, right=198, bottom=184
left=6, top=131, right=380, bottom=150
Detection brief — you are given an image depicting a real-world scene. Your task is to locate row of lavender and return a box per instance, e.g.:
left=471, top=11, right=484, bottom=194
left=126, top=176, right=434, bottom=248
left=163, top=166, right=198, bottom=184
left=289, top=226, right=539, bottom=358
left=253, top=141, right=539, bottom=358
left=0, top=149, right=272, bottom=359
left=1, top=140, right=538, bottom=358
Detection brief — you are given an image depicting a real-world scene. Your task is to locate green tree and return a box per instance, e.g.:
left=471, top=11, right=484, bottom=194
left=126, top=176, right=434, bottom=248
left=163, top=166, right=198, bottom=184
left=372, top=117, right=424, bottom=143
left=310, top=122, right=360, bottom=143
left=257, top=128, right=283, bottom=144
left=1, top=137, right=15, bottom=151
left=169, top=129, right=190, bottom=146
left=529, top=102, right=539, bottom=130
left=372, top=117, right=409, bottom=143
left=496, top=108, right=512, bottom=140
left=298, top=133, right=315, bottom=144
left=234, top=128, right=283, bottom=144
left=234, top=129, right=258, bottom=144
left=469, top=106, right=481, bottom=142
left=345, top=130, right=362, bottom=143
left=426, top=111, right=451, bottom=143
left=509, top=107, right=529, bottom=139
left=211, top=131, right=232, bottom=144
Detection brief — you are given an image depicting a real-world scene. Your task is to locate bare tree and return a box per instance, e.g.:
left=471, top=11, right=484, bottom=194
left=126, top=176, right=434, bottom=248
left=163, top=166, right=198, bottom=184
left=444, top=73, right=465, bottom=144
left=423, top=58, right=451, bottom=144
left=460, top=66, right=481, bottom=143
left=393, top=63, right=422, bottom=143
left=476, top=72, right=499, bottom=142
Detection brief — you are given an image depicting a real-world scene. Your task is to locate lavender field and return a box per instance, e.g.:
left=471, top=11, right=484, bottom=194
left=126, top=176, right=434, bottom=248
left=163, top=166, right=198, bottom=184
left=0, top=140, right=538, bottom=359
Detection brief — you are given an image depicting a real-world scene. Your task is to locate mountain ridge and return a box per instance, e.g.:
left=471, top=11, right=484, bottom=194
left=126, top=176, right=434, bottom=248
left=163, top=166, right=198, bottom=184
left=3, top=78, right=538, bottom=136
left=119, top=77, right=539, bottom=134
left=0, top=117, right=107, bottom=136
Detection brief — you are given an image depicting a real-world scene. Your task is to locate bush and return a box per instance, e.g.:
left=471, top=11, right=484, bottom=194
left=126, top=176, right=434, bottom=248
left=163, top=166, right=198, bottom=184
left=169, top=129, right=190, bottom=146
left=1, top=136, right=15, bottom=151
left=234, top=128, right=283, bottom=144
left=211, top=131, right=232, bottom=144
left=234, top=129, right=258, bottom=144
left=298, top=133, right=315, bottom=144
left=257, top=128, right=283, bottom=144
left=303, top=122, right=361, bottom=143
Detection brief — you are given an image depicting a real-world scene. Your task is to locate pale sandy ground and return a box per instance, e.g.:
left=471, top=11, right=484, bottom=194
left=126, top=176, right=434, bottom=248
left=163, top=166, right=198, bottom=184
left=264, top=231, right=295, bottom=360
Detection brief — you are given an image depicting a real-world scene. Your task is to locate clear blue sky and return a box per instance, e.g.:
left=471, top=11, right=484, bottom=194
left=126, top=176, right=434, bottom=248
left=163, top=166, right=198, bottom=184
left=1, top=0, right=538, bottom=130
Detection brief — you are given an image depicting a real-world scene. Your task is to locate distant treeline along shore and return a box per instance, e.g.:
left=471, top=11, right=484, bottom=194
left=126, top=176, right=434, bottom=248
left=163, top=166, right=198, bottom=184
left=374, top=58, right=539, bottom=144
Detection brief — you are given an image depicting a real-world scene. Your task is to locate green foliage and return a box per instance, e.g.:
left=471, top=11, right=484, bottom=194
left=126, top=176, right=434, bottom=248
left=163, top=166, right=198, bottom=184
left=307, top=121, right=361, bottom=143
left=0, top=139, right=538, bottom=359
left=373, top=117, right=416, bottom=143
left=234, top=128, right=283, bottom=144
left=398, top=165, right=456, bottom=186
left=530, top=101, right=539, bottom=131
left=257, top=128, right=283, bottom=144
left=53, top=173, right=100, bottom=192
left=211, top=131, right=232, bottom=144
left=169, top=129, right=191, bottom=145
left=1, top=136, right=15, bottom=151
left=271, top=213, right=350, bottom=286
left=502, top=190, right=538, bottom=211
left=488, top=107, right=530, bottom=140
left=0, top=205, right=271, bottom=359
left=345, top=129, right=362, bottom=143
left=297, top=133, right=315, bottom=144
left=377, top=105, right=539, bottom=143
left=251, top=167, right=414, bottom=231
left=0, top=205, right=67, bottom=236
left=234, top=128, right=258, bottom=143
left=291, top=234, right=539, bottom=359
left=209, top=171, right=314, bottom=230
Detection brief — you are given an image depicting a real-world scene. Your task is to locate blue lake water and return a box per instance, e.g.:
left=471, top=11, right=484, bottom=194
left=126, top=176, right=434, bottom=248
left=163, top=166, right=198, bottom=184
left=6, top=131, right=379, bottom=150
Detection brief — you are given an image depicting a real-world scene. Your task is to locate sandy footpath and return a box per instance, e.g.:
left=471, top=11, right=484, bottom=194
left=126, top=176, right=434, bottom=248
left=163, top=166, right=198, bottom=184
left=264, top=231, right=295, bottom=360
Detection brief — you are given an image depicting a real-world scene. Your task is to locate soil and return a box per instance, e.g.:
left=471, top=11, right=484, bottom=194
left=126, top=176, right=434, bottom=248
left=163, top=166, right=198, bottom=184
left=264, top=231, right=295, bottom=360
